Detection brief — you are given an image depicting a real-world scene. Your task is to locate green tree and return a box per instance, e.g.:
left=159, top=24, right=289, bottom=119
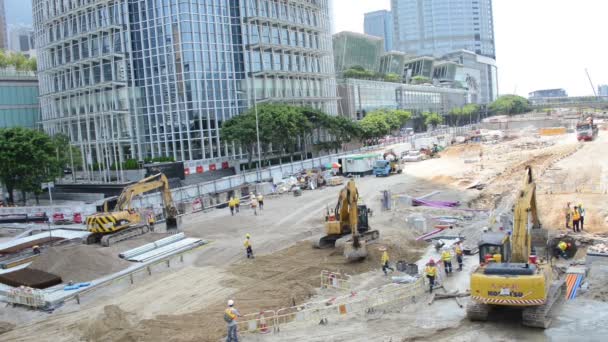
left=51, top=133, right=83, bottom=171
left=359, top=112, right=390, bottom=144
left=221, top=110, right=258, bottom=169
left=411, top=75, right=431, bottom=85
left=383, top=73, right=401, bottom=83
left=0, top=128, right=61, bottom=204
left=423, top=112, right=443, bottom=130
left=326, top=115, right=361, bottom=153
left=489, top=95, right=531, bottom=115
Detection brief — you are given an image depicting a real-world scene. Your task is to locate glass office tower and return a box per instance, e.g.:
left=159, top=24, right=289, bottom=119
left=34, top=0, right=336, bottom=172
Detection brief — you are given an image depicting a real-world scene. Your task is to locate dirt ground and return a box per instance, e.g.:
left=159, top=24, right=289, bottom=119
left=3, top=131, right=608, bottom=341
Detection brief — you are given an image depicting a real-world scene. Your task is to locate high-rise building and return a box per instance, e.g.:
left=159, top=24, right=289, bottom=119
left=8, top=25, right=35, bottom=57
left=364, top=10, right=393, bottom=52
left=0, top=0, right=7, bottom=50
left=598, top=85, right=608, bottom=97
left=392, top=0, right=495, bottom=59
left=34, top=0, right=336, bottom=174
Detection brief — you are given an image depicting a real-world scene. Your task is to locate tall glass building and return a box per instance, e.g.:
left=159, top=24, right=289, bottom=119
left=364, top=10, right=393, bottom=52
left=392, top=0, right=495, bottom=59
left=333, top=31, right=383, bottom=73
left=34, top=0, right=336, bottom=173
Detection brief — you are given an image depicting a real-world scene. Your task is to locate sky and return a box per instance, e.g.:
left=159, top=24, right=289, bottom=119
left=332, top=0, right=608, bottom=97
left=5, top=1, right=606, bottom=97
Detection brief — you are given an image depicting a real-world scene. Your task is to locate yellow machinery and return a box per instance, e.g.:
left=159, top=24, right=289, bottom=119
left=467, top=166, right=562, bottom=328
left=86, top=173, right=179, bottom=246
left=315, top=179, right=379, bottom=260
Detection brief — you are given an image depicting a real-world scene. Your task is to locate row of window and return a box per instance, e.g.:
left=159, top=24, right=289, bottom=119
left=40, top=58, right=126, bottom=94
left=245, top=23, right=322, bottom=50
left=248, top=50, right=323, bottom=74
left=42, top=31, right=126, bottom=69
left=243, top=0, right=321, bottom=28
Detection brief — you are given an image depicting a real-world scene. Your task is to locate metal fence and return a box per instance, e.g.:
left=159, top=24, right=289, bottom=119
left=135, top=125, right=477, bottom=211
left=234, top=277, right=425, bottom=335
left=537, top=182, right=607, bottom=195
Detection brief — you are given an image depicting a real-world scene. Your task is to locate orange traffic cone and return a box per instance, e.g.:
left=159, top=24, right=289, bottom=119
left=258, top=311, right=270, bottom=334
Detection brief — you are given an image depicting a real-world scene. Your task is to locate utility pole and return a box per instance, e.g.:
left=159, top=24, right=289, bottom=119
left=585, top=68, right=598, bottom=97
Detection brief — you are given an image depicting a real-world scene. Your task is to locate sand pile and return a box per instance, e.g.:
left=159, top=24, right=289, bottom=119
left=81, top=305, right=136, bottom=342
left=0, top=321, right=15, bottom=335
left=29, top=244, right=130, bottom=283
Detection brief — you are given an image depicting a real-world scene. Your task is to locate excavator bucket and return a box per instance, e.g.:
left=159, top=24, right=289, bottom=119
left=343, top=239, right=368, bottom=261
left=166, top=217, right=179, bottom=230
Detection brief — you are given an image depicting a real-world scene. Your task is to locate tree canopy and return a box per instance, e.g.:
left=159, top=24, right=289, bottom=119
left=0, top=51, right=37, bottom=72
left=423, top=112, right=444, bottom=129
left=489, top=95, right=531, bottom=115
left=0, top=128, right=62, bottom=204
left=358, top=109, right=412, bottom=143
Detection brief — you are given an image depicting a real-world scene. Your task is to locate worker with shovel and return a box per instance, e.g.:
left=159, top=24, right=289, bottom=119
left=224, top=299, right=241, bottom=342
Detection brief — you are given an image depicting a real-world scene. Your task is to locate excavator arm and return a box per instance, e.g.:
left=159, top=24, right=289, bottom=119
left=114, top=173, right=178, bottom=228
left=511, top=166, right=541, bottom=263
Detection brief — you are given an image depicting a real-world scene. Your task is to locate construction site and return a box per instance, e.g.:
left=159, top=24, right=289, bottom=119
left=1, top=111, right=608, bottom=341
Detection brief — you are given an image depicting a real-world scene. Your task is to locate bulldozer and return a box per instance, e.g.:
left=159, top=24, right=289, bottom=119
left=86, top=173, right=179, bottom=246
left=467, top=166, right=563, bottom=328
left=315, top=179, right=379, bottom=261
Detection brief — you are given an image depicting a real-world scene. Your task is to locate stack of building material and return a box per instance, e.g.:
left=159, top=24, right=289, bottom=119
left=0, top=268, right=62, bottom=289
left=119, top=233, right=207, bottom=262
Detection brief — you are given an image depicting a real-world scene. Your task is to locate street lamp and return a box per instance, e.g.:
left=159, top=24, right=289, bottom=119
left=237, top=88, right=262, bottom=177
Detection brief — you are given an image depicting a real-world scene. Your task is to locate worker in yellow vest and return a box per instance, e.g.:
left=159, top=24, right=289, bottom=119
left=454, top=241, right=464, bottom=271
left=244, top=234, right=254, bottom=259
left=441, top=248, right=453, bottom=274
left=572, top=206, right=581, bottom=232
left=425, top=259, right=438, bottom=293
left=379, top=246, right=394, bottom=276
left=228, top=197, right=236, bottom=216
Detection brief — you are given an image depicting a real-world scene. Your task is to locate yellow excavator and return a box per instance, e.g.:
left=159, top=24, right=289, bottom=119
left=315, top=179, right=379, bottom=261
left=467, top=166, right=563, bottom=328
left=86, top=173, right=179, bottom=246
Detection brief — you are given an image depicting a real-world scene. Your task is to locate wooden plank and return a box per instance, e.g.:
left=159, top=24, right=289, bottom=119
left=427, top=293, right=436, bottom=305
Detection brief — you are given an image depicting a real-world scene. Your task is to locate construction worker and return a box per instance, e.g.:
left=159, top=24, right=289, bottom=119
left=441, top=247, right=453, bottom=274
left=257, top=193, right=264, bottom=211
left=556, top=241, right=569, bottom=259
left=32, top=245, right=41, bottom=255
left=379, top=247, right=394, bottom=276
left=250, top=193, right=258, bottom=216
left=235, top=196, right=240, bottom=213
left=572, top=205, right=581, bottom=232
left=454, top=241, right=464, bottom=271
left=425, top=259, right=438, bottom=293
left=228, top=197, right=236, bottom=216
left=578, top=203, right=585, bottom=231
left=564, top=202, right=572, bottom=229
left=244, top=234, right=254, bottom=259
left=224, top=299, right=241, bottom=342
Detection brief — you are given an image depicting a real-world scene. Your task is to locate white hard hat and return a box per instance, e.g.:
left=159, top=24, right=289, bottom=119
left=228, top=299, right=234, bottom=306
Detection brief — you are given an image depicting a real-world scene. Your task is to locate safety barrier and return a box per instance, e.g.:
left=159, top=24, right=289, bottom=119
left=5, top=286, right=46, bottom=308
left=538, top=182, right=607, bottom=195
left=320, top=270, right=352, bottom=291
left=233, top=276, right=425, bottom=335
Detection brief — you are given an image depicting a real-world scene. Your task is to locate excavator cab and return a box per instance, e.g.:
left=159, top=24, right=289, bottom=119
left=478, top=232, right=511, bottom=264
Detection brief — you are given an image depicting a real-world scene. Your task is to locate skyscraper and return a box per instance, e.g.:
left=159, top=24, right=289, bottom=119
left=33, top=0, right=336, bottom=175
left=392, top=0, right=496, bottom=59
left=0, top=0, right=7, bottom=50
left=8, top=25, right=35, bottom=57
left=364, top=10, right=393, bottom=52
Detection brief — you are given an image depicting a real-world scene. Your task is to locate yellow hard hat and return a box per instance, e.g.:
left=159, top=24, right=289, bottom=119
left=246, top=233, right=251, bottom=238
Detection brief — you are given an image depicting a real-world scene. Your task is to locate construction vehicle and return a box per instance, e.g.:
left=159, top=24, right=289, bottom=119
left=576, top=116, right=598, bottom=141
left=315, top=179, right=379, bottom=260
left=467, top=166, right=563, bottom=328
left=86, top=173, right=179, bottom=246
left=373, top=150, right=402, bottom=177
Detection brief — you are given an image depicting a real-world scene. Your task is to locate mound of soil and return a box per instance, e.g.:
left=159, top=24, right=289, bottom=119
left=81, top=305, right=136, bottom=342
left=29, top=244, right=130, bottom=283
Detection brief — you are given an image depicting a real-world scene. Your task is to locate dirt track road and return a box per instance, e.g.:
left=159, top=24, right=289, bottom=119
left=5, top=132, right=607, bottom=341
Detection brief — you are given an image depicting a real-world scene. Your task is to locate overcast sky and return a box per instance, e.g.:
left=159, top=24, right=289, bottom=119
left=332, top=0, right=608, bottom=97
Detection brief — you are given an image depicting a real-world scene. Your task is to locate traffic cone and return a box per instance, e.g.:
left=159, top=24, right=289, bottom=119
left=258, top=311, right=270, bottom=334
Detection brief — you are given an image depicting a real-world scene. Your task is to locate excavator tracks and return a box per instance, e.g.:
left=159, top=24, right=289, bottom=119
left=466, top=301, right=490, bottom=321
left=522, top=281, right=565, bottom=328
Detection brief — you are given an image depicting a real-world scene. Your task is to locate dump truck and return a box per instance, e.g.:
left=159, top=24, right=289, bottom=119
left=373, top=150, right=402, bottom=177
left=576, top=116, right=598, bottom=141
